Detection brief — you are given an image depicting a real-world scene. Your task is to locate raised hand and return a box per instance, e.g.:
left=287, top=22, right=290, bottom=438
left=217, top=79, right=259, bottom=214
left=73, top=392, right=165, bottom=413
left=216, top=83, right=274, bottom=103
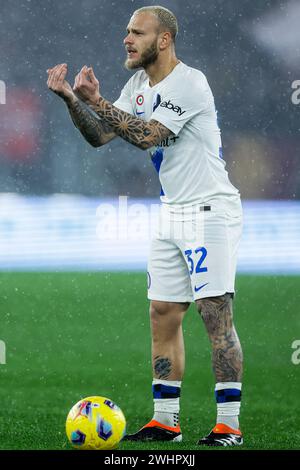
left=47, top=63, right=76, bottom=103
left=73, top=65, right=101, bottom=105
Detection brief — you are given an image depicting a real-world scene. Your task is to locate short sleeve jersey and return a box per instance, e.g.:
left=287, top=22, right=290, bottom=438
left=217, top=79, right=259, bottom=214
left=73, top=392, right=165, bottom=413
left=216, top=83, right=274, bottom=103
left=114, top=61, right=241, bottom=213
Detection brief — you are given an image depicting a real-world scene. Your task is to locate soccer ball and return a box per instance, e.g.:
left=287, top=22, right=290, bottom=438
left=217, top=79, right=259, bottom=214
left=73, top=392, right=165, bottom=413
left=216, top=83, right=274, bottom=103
left=66, top=396, right=126, bottom=450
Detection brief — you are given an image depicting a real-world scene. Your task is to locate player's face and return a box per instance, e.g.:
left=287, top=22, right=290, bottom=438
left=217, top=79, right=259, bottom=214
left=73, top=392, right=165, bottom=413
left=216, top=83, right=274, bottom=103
left=124, top=12, right=160, bottom=70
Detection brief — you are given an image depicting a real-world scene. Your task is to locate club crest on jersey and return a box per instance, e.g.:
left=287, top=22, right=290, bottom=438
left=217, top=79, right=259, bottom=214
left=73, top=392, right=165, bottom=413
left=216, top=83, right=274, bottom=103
left=153, top=93, right=161, bottom=112
left=135, top=94, right=145, bottom=117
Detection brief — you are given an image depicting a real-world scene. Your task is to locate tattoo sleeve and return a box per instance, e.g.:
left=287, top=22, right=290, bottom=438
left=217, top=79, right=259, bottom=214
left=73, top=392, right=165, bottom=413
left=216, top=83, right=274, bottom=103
left=90, top=96, right=173, bottom=150
left=198, top=294, right=243, bottom=382
left=66, top=98, right=116, bottom=147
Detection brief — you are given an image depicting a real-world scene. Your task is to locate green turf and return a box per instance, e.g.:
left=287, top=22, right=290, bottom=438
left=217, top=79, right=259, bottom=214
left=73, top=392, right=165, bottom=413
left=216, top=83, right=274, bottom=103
left=0, top=273, right=299, bottom=450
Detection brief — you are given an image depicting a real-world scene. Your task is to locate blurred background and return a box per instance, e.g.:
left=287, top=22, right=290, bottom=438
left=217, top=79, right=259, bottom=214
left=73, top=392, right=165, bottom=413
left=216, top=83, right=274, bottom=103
left=0, top=0, right=299, bottom=271
left=0, top=0, right=299, bottom=198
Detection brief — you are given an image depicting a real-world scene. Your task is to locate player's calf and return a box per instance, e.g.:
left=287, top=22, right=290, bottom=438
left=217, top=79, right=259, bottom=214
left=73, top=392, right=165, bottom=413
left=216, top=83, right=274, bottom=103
left=196, top=293, right=243, bottom=384
left=196, top=294, right=243, bottom=438
left=124, top=301, right=188, bottom=442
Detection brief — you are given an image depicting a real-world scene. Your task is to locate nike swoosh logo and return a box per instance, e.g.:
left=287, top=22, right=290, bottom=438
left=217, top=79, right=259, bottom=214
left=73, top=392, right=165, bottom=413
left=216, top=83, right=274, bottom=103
left=136, top=111, right=144, bottom=115
left=194, top=282, right=209, bottom=292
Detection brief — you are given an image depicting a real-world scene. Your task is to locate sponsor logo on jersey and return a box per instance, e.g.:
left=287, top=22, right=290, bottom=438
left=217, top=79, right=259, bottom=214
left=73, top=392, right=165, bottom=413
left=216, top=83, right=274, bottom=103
left=159, top=100, right=186, bottom=116
left=159, top=135, right=180, bottom=147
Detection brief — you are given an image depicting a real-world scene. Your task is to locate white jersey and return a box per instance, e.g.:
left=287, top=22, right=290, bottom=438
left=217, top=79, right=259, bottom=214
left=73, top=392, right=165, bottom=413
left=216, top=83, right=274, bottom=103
left=114, top=61, right=242, bottom=215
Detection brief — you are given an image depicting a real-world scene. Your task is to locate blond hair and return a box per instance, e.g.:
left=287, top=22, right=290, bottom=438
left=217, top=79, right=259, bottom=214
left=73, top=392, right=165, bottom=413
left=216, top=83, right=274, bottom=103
left=134, top=5, right=178, bottom=41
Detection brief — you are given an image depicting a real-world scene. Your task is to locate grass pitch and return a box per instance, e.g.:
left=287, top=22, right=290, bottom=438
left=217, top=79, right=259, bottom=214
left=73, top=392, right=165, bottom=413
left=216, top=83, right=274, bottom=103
left=0, top=273, right=299, bottom=450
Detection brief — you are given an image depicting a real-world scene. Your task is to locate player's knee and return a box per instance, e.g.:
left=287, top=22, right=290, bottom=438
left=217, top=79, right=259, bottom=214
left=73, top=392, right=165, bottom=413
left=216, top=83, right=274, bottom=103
left=150, top=300, right=189, bottom=317
left=196, top=294, right=233, bottom=328
left=196, top=298, right=214, bottom=325
left=149, top=300, right=188, bottom=331
left=150, top=300, right=171, bottom=318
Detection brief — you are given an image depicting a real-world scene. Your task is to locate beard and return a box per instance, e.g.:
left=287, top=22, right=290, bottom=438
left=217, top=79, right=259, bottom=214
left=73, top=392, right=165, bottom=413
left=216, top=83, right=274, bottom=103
left=125, top=40, right=159, bottom=70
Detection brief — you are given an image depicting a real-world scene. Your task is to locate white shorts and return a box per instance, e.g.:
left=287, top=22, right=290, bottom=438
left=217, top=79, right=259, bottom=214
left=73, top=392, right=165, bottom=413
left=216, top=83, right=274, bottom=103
left=147, top=203, right=243, bottom=303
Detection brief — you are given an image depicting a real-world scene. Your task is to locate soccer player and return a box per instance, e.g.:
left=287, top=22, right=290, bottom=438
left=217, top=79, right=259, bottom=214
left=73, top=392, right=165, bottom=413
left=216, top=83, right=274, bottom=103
left=47, top=6, right=243, bottom=446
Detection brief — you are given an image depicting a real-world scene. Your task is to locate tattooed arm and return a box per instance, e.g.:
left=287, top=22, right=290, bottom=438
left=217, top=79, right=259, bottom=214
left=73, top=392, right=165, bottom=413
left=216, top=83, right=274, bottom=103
left=72, top=65, right=173, bottom=150
left=66, top=97, right=116, bottom=148
left=89, top=96, right=173, bottom=150
left=47, top=63, right=116, bottom=148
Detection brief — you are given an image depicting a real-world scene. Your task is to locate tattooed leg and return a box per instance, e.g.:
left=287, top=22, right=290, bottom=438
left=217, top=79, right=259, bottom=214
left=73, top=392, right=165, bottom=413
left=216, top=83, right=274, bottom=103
left=153, top=356, right=172, bottom=380
left=150, top=300, right=190, bottom=381
left=196, top=294, right=243, bottom=382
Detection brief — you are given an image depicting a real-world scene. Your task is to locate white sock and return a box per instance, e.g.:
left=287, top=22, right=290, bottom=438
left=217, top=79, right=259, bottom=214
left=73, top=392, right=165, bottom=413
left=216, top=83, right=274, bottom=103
left=215, top=382, right=242, bottom=430
left=152, top=379, right=181, bottom=428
